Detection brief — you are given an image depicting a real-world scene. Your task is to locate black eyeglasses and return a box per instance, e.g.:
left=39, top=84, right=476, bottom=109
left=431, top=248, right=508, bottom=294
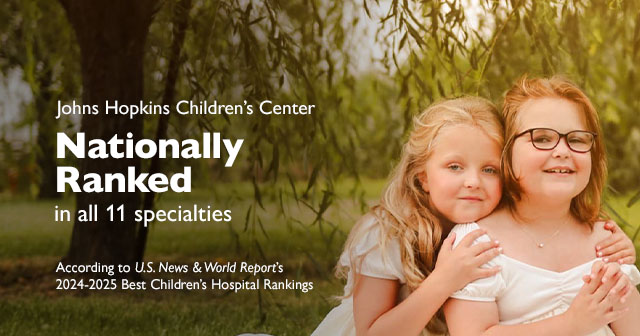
left=514, top=128, right=597, bottom=153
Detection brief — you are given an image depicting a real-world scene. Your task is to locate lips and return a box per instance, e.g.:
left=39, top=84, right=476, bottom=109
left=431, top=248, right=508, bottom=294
left=459, top=196, right=483, bottom=201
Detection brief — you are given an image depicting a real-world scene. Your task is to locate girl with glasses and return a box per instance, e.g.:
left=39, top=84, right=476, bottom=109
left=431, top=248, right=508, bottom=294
left=312, top=93, right=635, bottom=336
left=443, top=76, right=640, bottom=336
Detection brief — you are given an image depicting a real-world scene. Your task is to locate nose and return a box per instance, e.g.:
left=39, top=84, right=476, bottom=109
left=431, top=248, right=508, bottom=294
left=464, top=171, right=480, bottom=189
left=552, top=137, right=571, bottom=158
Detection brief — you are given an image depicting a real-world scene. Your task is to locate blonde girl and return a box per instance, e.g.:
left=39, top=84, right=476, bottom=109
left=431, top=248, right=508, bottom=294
left=444, top=76, right=640, bottom=335
left=312, top=97, right=506, bottom=336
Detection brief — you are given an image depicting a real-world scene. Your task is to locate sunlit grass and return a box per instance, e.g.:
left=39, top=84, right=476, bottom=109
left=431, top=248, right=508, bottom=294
left=0, top=180, right=638, bottom=335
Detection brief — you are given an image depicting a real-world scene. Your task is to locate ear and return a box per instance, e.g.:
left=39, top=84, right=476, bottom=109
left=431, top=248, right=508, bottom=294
left=418, top=171, right=429, bottom=193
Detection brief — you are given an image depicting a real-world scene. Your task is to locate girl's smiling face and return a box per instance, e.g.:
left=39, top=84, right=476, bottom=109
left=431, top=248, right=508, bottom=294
left=420, top=124, right=502, bottom=224
left=510, top=97, right=592, bottom=203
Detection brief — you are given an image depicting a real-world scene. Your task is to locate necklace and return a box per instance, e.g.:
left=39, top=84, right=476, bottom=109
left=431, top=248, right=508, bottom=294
left=516, top=219, right=568, bottom=248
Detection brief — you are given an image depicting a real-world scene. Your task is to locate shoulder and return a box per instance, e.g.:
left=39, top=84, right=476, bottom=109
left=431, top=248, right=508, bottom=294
left=450, top=222, right=481, bottom=237
left=588, top=220, right=611, bottom=245
left=343, top=213, right=385, bottom=257
left=476, top=208, right=513, bottom=233
left=450, top=222, right=491, bottom=248
left=340, top=212, right=405, bottom=282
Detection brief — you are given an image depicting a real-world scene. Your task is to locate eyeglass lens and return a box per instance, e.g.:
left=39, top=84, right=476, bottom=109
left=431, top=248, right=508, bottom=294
left=531, top=129, right=593, bottom=152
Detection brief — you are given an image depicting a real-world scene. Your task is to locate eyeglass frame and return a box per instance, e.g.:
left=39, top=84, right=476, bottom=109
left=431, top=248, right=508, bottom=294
left=513, top=128, right=597, bottom=153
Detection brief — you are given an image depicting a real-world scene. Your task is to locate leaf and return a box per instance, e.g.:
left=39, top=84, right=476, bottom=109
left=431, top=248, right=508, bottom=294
left=312, top=190, right=334, bottom=225
left=252, top=176, right=264, bottom=209
left=268, top=144, right=279, bottom=181
left=363, top=0, right=371, bottom=18
left=604, top=202, right=631, bottom=228
left=257, top=217, right=268, bottom=239
left=437, top=79, right=445, bottom=97
left=398, top=32, right=408, bottom=51
left=248, top=16, right=264, bottom=26
left=470, top=47, right=478, bottom=70
left=243, top=205, right=253, bottom=232
left=287, top=173, right=299, bottom=204
left=405, top=20, right=425, bottom=49
left=627, top=190, right=640, bottom=207
left=303, top=162, right=322, bottom=199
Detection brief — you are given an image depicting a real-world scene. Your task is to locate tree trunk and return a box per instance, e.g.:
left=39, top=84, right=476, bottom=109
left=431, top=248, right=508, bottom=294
left=136, top=0, right=192, bottom=263
left=36, top=67, right=61, bottom=199
left=59, top=0, right=157, bottom=271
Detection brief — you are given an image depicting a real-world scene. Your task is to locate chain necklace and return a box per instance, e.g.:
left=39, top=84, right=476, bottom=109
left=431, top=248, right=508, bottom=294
left=516, top=219, right=568, bottom=248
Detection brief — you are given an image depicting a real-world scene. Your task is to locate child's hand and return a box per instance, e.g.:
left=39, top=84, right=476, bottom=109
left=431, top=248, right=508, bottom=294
left=434, top=228, right=502, bottom=292
left=564, top=261, right=630, bottom=335
left=596, top=220, right=636, bottom=264
left=583, top=261, right=634, bottom=311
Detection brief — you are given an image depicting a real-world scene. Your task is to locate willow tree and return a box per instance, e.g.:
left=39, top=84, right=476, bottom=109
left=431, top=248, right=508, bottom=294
left=58, top=0, right=158, bottom=266
left=374, top=0, right=640, bottom=232
left=0, top=0, right=80, bottom=199
left=52, top=0, right=363, bottom=268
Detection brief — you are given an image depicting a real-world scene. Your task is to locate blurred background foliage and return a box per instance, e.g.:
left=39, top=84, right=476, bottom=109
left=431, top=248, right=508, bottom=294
left=0, top=0, right=638, bottom=256
left=1, top=0, right=639, bottom=333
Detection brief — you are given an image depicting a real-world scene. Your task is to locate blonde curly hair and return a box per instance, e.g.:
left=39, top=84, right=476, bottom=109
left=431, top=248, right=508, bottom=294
left=336, top=96, right=503, bottom=334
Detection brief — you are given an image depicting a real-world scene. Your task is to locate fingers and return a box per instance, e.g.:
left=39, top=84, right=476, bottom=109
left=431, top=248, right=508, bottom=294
left=610, top=276, right=629, bottom=298
left=474, top=246, right=503, bottom=265
left=619, top=284, right=632, bottom=304
left=600, top=263, right=621, bottom=284
left=601, top=275, right=628, bottom=307
left=602, top=220, right=619, bottom=233
left=437, top=233, right=456, bottom=259
left=604, top=251, right=634, bottom=264
left=603, top=308, right=630, bottom=325
left=583, top=261, right=605, bottom=294
left=597, top=240, right=627, bottom=258
left=595, top=234, right=620, bottom=254
left=469, top=240, right=500, bottom=256
left=472, top=266, right=502, bottom=281
left=459, top=228, right=487, bottom=247
left=443, top=232, right=456, bottom=250
left=616, top=256, right=636, bottom=265
left=590, top=260, right=605, bottom=273
left=592, top=268, right=621, bottom=302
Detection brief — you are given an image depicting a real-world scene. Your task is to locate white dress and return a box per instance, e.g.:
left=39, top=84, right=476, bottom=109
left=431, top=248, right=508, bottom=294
left=311, top=217, right=406, bottom=336
left=450, top=223, right=640, bottom=336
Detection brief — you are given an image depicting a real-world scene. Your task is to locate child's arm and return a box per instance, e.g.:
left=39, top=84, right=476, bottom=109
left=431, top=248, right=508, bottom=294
left=597, top=220, right=636, bottom=264
left=353, top=229, right=501, bottom=336
left=353, top=271, right=451, bottom=336
left=609, top=288, right=640, bottom=335
left=443, top=261, right=630, bottom=336
left=605, top=262, right=640, bottom=335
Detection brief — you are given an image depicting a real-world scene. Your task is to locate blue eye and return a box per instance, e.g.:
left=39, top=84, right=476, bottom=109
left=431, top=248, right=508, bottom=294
left=483, top=167, right=498, bottom=174
left=448, top=164, right=462, bottom=171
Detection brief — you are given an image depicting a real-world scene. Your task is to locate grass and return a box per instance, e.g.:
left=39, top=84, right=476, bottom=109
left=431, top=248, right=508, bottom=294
left=0, top=281, right=344, bottom=336
left=0, top=180, right=639, bottom=335
left=0, top=179, right=383, bottom=335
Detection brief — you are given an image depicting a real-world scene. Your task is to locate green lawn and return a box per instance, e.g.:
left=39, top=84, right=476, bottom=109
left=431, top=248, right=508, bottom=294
left=0, top=179, right=378, bottom=335
left=0, top=180, right=638, bottom=335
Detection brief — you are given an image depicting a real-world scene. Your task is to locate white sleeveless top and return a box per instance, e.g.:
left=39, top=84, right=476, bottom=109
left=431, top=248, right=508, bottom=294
left=450, top=223, right=640, bottom=336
